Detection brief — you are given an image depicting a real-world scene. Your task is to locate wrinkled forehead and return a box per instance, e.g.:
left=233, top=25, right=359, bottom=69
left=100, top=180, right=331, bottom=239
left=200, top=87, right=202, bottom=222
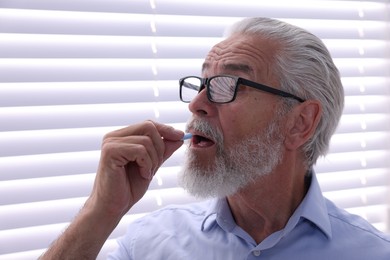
left=201, top=35, right=279, bottom=81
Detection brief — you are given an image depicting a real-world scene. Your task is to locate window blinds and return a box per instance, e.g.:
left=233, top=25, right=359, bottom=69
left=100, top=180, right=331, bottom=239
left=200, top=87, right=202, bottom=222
left=0, top=0, right=389, bottom=259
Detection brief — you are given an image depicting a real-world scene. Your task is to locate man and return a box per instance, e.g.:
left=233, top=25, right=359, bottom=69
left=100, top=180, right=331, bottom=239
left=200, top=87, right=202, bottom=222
left=41, top=17, right=390, bottom=259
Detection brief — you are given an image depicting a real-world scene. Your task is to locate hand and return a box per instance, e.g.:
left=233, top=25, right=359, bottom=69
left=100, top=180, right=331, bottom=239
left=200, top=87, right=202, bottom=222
left=89, top=120, right=184, bottom=220
left=39, top=121, right=184, bottom=260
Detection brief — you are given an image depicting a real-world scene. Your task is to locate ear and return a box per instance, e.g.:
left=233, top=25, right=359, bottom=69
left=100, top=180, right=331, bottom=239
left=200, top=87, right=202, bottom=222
left=284, top=100, right=322, bottom=150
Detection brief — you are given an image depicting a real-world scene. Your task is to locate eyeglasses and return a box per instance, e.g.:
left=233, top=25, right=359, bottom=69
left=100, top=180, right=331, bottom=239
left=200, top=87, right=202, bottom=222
left=179, top=75, right=305, bottom=104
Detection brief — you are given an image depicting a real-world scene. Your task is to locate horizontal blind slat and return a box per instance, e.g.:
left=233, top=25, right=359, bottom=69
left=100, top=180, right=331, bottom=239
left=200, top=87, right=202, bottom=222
left=317, top=168, right=390, bottom=192
left=0, top=58, right=389, bottom=82
left=336, top=114, right=390, bottom=133
left=0, top=59, right=203, bottom=82
left=342, top=77, right=390, bottom=96
left=0, top=187, right=198, bottom=231
left=0, top=128, right=387, bottom=158
left=0, top=102, right=191, bottom=131
left=1, top=111, right=388, bottom=141
left=323, top=186, right=388, bottom=209
left=0, top=34, right=388, bottom=59
left=328, top=131, right=390, bottom=153
left=1, top=0, right=388, bottom=20
left=1, top=9, right=389, bottom=39
left=0, top=213, right=144, bottom=257
left=0, top=166, right=181, bottom=205
left=0, top=147, right=186, bottom=181
left=0, top=34, right=218, bottom=59
left=0, top=81, right=183, bottom=107
left=315, top=151, right=390, bottom=172
left=0, top=0, right=151, bottom=14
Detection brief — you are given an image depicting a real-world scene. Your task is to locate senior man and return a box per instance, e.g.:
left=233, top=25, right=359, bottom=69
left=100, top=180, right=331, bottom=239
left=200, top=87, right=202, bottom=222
left=41, top=17, right=390, bottom=259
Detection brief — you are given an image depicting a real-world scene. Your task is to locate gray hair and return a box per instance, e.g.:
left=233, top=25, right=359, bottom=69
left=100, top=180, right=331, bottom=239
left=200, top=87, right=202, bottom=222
left=225, top=17, right=344, bottom=167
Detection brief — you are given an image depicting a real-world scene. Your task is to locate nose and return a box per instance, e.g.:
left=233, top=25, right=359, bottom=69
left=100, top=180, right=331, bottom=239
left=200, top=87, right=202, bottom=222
left=188, top=87, right=214, bottom=117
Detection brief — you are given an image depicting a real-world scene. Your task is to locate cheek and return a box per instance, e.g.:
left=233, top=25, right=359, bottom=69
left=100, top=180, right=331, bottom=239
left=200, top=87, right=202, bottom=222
left=218, top=109, right=242, bottom=142
left=217, top=92, right=277, bottom=141
left=220, top=107, right=260, bottom=142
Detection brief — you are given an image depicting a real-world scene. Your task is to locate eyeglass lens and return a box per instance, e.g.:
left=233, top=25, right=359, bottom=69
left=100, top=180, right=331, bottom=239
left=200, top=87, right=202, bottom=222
left=181, top=76, right=237, bottom=103
left=181, top=77, right=201, bottom=102
left=209, top=76, right=236, bottom=103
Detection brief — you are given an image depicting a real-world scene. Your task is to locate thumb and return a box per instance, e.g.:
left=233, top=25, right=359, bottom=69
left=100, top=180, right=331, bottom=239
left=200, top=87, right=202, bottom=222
left=163, top=139, right=183, bottom=162
left=150, top=121, right=185, bottom=162
left=153, top=121, right=184, bottom=141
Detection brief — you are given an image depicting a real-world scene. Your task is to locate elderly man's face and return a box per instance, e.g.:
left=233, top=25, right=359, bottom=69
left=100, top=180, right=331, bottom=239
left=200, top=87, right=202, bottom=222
left=178, top=34, right=287, bottom=198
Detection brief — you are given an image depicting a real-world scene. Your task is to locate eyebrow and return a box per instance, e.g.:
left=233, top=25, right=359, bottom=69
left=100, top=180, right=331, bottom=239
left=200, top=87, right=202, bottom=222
left=202, top=62, right=254, bottom=75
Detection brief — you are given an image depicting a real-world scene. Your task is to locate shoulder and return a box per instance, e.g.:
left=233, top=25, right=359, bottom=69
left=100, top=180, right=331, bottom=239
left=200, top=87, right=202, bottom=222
left=138, top=199, right=211, bottom=222
left=325, top=199, right=390, bottom=245
left=127, top=199, right=212, bottom=232
left=110, top=200, right=214, bottom=259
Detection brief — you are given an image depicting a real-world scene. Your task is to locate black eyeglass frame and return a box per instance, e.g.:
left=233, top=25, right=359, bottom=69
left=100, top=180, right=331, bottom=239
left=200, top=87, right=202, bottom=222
left=179, top=75, right=305, bottom=104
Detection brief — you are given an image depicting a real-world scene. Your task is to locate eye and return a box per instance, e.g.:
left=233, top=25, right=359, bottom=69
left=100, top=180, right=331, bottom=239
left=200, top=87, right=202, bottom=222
left=209, top=77, right=236, bottom=102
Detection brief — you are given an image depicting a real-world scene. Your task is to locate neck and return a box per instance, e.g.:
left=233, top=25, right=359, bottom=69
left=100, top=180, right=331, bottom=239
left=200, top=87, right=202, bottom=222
left=226, top=162, right=309, bottom=244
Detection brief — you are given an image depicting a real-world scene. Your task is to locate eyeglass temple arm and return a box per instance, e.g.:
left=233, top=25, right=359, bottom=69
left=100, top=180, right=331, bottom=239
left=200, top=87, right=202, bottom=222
left=239, top=78, right=305, bottom=103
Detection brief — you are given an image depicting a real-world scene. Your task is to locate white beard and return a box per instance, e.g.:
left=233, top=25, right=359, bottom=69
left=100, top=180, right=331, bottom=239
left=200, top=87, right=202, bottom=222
left=178, top=117, right=284, bottom=199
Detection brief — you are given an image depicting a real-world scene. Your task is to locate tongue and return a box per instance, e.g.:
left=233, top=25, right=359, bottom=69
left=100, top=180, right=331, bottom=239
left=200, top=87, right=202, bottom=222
left=196, top=136, right=215, bottom=147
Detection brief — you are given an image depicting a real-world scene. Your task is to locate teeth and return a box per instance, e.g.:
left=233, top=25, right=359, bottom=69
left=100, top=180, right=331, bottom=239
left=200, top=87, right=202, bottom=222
left=198, top=140, right=210, bottom=147
left=194, top=135, right=214, bottom=147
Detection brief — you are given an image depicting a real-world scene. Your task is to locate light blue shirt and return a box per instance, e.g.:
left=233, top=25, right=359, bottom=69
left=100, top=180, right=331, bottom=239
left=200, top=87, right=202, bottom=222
left=108, top=173, right=390, bottom=259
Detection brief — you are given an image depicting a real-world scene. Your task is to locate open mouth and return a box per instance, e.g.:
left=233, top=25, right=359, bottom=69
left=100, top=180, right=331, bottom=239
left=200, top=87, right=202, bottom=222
left=192, top=134, right=215, bottom=148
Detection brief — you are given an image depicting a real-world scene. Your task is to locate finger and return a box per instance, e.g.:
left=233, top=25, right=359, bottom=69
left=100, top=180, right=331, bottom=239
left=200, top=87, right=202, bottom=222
left=149, top=121, right=185, bottom=163
left=127, top=135, right=161, bottom=176
left=105, top=136, right=162, bottom=178
left=162, top=139, right=184, bottom=163
left=141, top=120, right=184, bottom=163
left=104, top=121, right=184, bottom=144
left=104, top=121, right=165, bottom=162
left=104, top=122, right=158, bottom=139
left=130, top=144, right=154, bottom=180
left=103, top=121, right=184, bottom=166
left=153, top=121, right=185, bottom=141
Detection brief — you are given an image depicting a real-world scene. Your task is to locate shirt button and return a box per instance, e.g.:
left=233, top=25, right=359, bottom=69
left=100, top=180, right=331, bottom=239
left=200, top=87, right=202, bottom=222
left=253, top=250, right=261, bottom=256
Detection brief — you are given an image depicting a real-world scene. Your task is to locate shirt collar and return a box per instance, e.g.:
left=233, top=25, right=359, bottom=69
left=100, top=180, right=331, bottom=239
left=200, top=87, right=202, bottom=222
left=285, top=171, right=332, bottom=239
left=201, top=198, right=222, bottom=232
left=200, top=170, right=332, bottom=239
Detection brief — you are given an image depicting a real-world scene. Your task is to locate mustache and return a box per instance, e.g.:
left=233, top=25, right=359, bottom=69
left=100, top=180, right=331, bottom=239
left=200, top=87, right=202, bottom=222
left=185, top=118, right=223, bottom=145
